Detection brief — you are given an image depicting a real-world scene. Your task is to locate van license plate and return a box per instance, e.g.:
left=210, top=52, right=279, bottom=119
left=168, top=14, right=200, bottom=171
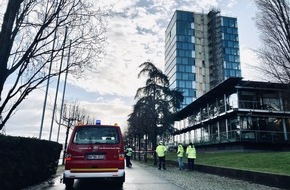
left=87, top=155, right=105, bottom=160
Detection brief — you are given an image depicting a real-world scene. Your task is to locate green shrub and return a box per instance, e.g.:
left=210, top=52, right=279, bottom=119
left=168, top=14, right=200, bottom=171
left=0, top=135, right=62, bottom=190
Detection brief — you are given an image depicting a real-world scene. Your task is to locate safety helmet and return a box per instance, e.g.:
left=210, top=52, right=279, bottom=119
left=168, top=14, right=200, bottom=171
left=159, top=141, right=163, bottom=145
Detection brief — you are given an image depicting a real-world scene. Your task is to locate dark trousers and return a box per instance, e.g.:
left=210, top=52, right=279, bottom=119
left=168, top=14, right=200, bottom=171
left=158, top=156, right=166, bottom=169
left=188, top=158, right=195, bottom=170
left=126, top=156, right=132, bottom=167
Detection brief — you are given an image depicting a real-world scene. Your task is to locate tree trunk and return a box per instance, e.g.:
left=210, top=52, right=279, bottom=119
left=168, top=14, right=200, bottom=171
left=0, top=0, right=23, bottom=103
left=153, top=124, right=157, bottom=165
left=144, top=133, right=148, bottom=163
left=62, top=123, right=71, bottom=165
left=138, top=134, right=141, bottom=161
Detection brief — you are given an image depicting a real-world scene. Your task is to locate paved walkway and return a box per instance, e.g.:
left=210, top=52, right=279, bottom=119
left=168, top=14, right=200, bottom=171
left=136, top=160, right=284, bottom=190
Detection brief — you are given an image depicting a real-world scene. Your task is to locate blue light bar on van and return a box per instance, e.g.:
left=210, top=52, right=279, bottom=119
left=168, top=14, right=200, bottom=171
left=96, top=120, right=101, bottom=125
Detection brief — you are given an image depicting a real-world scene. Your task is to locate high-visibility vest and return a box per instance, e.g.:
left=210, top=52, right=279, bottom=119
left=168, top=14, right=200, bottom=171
left=126, top=147, right=133, bottom=157
left=177, top=145, right=184, bottom=157
left=186, top=145, right=196, bottom=159
left=155, top=145, right=167, bottom=157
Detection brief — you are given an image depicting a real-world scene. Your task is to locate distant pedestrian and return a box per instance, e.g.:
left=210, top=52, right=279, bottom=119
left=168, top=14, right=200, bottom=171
left=186, top=143, right=196, bottom=171
left=125, top=144, right=133, bottom=167
left=155, top=141, right=167, bottom=170
left=177, top=143, right=184, bottom=170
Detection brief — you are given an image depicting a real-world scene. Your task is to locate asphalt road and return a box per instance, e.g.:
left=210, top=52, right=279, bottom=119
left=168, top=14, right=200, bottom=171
left=24, top=161, right=283, bottom=190
left=24, top=161, right=183, bottom=190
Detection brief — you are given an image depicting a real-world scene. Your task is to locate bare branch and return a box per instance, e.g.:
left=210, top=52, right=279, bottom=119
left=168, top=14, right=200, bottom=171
left=0, top=0, right=108, bottom=130
left=254, top=0, right=290, bottom=84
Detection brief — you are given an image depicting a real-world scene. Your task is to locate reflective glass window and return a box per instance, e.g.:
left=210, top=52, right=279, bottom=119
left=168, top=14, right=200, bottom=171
left=189, top=73, right=195, bottom=80
left=186, top=81, right=192, bottom=88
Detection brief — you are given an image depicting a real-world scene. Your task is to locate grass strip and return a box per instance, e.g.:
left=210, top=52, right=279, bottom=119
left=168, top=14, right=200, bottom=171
left=164, top=151, right=290, bottom=175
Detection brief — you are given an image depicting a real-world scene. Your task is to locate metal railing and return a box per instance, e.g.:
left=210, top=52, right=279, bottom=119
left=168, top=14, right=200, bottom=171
left=192, top=130, right=290, bottom=145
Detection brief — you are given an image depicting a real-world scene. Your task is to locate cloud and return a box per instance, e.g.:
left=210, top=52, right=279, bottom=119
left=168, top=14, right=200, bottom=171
left=2, top=0, right=263, bottom=143
left=240, top=45, right=261, bottom=81
left=79, top=98, right=133, bottom=125
left=4, top=89, right=53, bottom=138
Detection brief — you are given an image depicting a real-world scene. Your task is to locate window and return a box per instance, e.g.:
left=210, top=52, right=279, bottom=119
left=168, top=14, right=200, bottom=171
left=181, top=73, right=189, bottom=80
left=189, top=73, right=195, bottom=80
left=74, top=127, right=119, bottom=144
left=186, top=81, right=192, bottom=88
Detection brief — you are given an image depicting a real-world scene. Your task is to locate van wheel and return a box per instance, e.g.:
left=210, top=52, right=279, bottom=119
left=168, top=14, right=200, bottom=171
left=116, top=182, right=123, bottom=188
left=115, top=176, right=124, bottom=187
left=64, top=178, right=74, bottom=189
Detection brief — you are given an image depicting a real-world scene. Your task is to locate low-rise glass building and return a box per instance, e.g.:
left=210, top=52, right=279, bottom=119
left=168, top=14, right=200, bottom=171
left=173, top=77, right=290, bottom=150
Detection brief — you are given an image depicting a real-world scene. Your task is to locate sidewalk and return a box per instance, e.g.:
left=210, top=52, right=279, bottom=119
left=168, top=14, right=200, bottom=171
left=171, top=160, right=290, bottom=190
left=56, top=165, right=65, bottom=177
left=135, top=160, right=285, bottom=190
left=23, top=165, right=65, bottom=190
left=136, top=159, right=290, bottom=190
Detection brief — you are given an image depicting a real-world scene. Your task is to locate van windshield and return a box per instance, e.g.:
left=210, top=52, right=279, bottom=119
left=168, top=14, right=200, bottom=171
left=73, top=126, right=120, bottom=144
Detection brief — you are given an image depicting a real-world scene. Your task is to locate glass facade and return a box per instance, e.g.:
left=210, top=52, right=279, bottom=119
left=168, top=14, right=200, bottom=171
left=165, top=11, right=196, bottom=109
left=221, top=17, right=241, bottom=79
left=173, top=79, right=290, bottom=145
left=165, top=10, right=242, bottom=109
left=208, top=11, right=241, bottom=88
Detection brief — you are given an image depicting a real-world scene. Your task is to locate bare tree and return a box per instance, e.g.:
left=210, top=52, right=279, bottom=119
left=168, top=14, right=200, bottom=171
left=0, top=0, right=108, bottom=130
left=56, top=101, right=93, bottom=164
left=254, top=0, right=290, bottom=83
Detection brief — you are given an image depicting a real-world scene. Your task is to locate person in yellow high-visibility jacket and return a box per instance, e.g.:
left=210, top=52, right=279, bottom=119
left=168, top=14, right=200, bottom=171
left=186, top=143, right=196, bottom=171
left=177, top=143, right=184, bottom=170
left=155, top=141, right=167, bottom=170
left=125, top=144, right=133, bottom=167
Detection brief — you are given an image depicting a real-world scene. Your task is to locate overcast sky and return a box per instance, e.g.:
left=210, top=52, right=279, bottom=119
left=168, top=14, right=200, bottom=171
left=1, top=0, right=261, bottom=144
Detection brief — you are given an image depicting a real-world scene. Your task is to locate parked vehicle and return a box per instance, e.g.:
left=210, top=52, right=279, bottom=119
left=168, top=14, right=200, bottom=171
left=63, top=122, right=125, bottom=189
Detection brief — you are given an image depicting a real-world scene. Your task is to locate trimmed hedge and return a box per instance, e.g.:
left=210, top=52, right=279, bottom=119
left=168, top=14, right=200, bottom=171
left=0, top=135, right=62, bottom=190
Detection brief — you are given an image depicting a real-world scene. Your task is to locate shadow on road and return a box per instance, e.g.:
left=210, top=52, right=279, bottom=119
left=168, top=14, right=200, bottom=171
left=72, top=179, right=123, bottom=190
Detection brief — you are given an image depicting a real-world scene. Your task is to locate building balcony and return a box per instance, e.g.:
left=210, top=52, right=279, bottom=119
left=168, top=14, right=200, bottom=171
left=192, top=130, right=290, bottom=146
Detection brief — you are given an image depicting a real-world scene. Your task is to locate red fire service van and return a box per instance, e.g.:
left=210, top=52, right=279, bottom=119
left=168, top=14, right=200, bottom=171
left=63, top=121, right=125, bottom=188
